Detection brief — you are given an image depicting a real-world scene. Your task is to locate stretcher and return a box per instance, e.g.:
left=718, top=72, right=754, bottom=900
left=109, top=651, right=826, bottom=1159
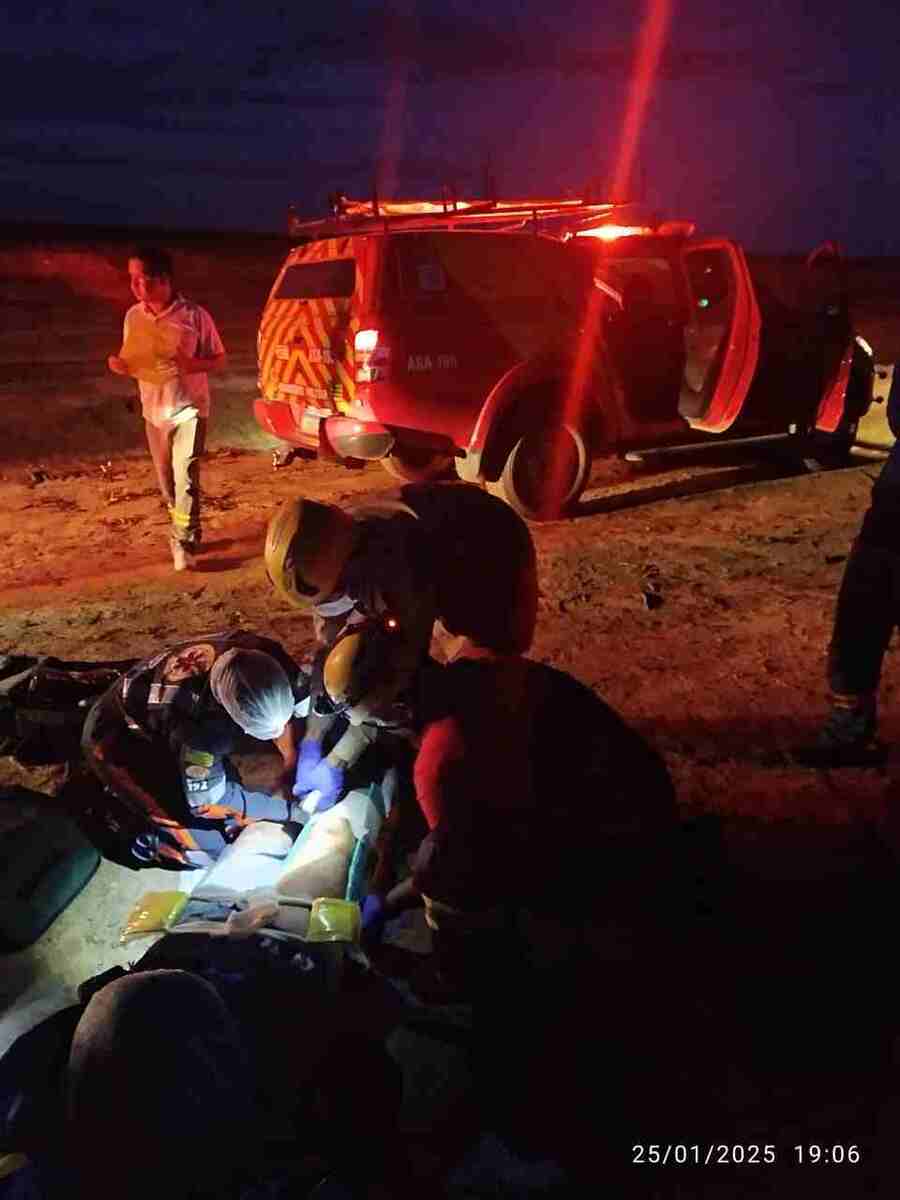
left=168, top=784, right=385, bottom=942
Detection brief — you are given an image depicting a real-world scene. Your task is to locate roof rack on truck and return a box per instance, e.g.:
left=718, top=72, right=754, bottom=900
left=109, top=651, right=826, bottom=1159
left=286, top=191, right=660, bottom=242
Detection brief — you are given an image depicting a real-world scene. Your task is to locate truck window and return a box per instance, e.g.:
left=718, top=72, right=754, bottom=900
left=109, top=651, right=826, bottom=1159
left=275, top=259, right=356, bottom=300
left=596, top=257, right=681, bottom=320
left=684, top=250, right=731, bottom=311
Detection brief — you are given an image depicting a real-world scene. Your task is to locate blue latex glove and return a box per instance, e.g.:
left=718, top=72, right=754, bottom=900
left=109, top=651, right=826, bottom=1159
left=292, top=740, right=324, bottom=797
left=360, top=893, right=387, bottom=941
left=305, top=757, right=345, bottom=812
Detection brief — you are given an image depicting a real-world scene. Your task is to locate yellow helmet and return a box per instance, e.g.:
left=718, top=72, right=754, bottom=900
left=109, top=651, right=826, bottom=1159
left=322, top=616, right=412, bottom=725
left=265, top=498, right=359, bottom=609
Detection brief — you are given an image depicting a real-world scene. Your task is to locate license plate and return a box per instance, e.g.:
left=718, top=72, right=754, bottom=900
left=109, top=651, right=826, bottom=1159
left=300, top=410, right=320, bottom=434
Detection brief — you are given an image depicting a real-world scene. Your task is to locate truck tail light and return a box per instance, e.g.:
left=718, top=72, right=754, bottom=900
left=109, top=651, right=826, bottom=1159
left=354, top=328, right=390, bottom=383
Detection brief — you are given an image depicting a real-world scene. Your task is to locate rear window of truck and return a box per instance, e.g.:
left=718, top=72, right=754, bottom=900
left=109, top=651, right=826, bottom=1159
left=275, top=259, right=355, bottom=299
left=596, top=257, right=681, bottom=319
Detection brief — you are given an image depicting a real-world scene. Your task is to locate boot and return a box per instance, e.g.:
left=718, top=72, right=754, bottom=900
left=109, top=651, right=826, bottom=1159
left=793, top=693, right=886, bottom=768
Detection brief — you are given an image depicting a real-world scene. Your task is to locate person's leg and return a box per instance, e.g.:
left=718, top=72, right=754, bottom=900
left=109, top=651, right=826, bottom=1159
left=829, top=542, right=895, bottom=697
left=170, top=414, right=206, bottom=549
left=146, top=416, right=198, bottom=570
left=226, top=779, right=291, bottom=823
left=798, top=541, right=895, bottom=765
left=65, top=970, right=260, bottom=1197
left=144, top=419, right=175, bottom=508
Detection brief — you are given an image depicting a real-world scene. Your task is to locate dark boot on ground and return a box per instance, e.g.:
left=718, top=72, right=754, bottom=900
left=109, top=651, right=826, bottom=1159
left=793, top=695, right=886, bottom=768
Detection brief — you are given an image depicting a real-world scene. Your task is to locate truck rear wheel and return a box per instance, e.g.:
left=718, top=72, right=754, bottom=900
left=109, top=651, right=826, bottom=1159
left=380, top=448, right=454, bottom=482
left=487, top=423, right=590, bottom=520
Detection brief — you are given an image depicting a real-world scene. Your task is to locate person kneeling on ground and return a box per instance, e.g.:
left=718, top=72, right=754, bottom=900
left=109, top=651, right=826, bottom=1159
left=264, top=482, right=538, bottom=815
left=346, top=638, right=680, bottom=991
left=78, top=630, right=307, bottom=870
left=346, top=638, right=683, bottom=1183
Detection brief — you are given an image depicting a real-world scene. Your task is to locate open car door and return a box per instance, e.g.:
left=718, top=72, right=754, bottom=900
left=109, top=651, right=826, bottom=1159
left=678, top=239, right=761, bottom=434
left=803, top=242, right=860, bottom=434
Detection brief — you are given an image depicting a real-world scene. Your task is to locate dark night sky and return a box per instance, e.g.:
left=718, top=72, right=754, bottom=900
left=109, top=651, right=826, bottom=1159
left=5, top=0, right=900, bottom=253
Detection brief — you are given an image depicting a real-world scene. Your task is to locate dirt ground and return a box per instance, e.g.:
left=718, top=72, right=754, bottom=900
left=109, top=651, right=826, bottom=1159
left=4, top=231, right=900, bottom=1190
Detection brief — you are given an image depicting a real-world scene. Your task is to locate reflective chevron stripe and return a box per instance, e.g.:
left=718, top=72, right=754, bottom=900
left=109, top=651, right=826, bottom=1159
left=258, top=238, right=360, bottom=405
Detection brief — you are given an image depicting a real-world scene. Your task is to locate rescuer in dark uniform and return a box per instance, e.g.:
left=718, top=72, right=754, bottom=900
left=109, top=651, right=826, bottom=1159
left=264, top=482, right=538, bottom=812
left=314, top=623, right=678, bottom=971
left=80, top=630, right=307, bottom=869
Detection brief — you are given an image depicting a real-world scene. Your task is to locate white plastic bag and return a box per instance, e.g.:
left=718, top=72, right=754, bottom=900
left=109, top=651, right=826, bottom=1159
left=192, top=821, right=292, bottom=901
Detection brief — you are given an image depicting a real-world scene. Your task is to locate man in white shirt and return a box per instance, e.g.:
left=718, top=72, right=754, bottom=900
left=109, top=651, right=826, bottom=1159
left=107, top=247, right=226, bottom=570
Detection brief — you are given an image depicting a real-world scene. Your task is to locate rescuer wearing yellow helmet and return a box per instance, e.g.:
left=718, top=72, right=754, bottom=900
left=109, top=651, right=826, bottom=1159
left=264, top=497, right=362, bottom=613
left=320, top=616, right=427, bottom=728
left=264, top=483, right=538, bottom=812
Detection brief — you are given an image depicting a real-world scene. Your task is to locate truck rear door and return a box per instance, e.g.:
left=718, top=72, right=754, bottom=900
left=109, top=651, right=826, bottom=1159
left=258, top=239, right=361, bottom=440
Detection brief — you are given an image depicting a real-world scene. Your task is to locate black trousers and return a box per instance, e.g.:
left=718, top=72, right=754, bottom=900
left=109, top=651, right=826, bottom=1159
left=827, top=539, right=900, bottom=699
